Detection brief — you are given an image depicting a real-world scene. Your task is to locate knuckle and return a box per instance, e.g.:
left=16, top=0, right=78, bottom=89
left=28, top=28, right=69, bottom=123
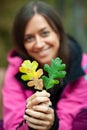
left=35, top=97, right=40, bottom=103
left=49, top=115, right=53, bottom=121
left=37, top=112, right=41, bottom=118
left=35, top=92, right=38, bottom=97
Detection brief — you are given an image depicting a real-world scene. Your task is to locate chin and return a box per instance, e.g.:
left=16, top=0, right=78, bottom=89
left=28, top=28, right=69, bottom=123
left=39, top=59, right=51, bottom=66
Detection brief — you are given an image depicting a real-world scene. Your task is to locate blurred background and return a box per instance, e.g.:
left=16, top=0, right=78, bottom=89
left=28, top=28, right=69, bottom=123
left=0, top=0, right=87, bottom=68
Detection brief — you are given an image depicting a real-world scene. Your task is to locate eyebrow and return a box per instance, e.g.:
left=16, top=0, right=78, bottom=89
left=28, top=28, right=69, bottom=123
left=39, top=27, right=47, bottom=32
left=25, top=27, right=48, bottom=36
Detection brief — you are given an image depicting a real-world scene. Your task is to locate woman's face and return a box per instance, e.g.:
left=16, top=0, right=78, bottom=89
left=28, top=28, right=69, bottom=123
left=24, top=14, right=60, bottom=66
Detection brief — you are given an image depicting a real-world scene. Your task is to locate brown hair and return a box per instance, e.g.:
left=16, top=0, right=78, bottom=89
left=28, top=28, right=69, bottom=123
left=12, top=0, right=69, bottom=66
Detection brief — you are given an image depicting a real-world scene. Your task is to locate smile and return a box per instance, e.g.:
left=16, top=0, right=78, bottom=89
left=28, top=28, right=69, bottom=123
left=34, top=47, right=51, bottom=57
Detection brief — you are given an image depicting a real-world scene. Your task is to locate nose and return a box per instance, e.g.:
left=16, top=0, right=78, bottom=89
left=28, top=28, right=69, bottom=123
left=35, top=35, right=44, bottom=48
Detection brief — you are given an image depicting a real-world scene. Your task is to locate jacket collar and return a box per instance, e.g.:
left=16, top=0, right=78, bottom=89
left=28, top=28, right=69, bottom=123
left=63, top=35, right=85, bottom=86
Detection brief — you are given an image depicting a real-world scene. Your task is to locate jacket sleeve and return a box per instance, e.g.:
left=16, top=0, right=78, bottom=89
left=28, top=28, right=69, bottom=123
left=56, top=74, right=87, bottom=130
left=2, top=68, right=32, bottom=130
left=16, top=120, right=29, bottom=130
left=72, top=108, right=87, bottom=130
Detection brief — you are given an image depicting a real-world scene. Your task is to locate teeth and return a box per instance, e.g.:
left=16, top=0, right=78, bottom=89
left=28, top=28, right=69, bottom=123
left=34, top=47, right=50, bottom=55
left=42, top=48, right=49, bottom=51
left=34, top=49, right=47, bottom=53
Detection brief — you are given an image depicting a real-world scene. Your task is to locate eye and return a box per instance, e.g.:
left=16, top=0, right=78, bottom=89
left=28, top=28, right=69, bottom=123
left=41, top=31, right=50, bottom=37
left=24, top=35, right=34, bottom=43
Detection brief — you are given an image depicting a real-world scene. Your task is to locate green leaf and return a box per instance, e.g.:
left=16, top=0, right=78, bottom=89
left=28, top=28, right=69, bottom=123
left=43, top=57, right=66, bottom=90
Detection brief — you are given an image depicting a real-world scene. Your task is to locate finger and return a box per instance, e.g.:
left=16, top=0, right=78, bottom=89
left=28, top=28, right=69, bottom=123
left=25, top=108, right=46, bottom=119
left=26, top=96, right=50, bottom=108
left=26, top=120, right=47, bottom=130
left=24, top=111, right=54, bottom=130
left=24, top=114, right=49, bottom=126
left=26, top=90, right=50, bottom=103
left=40, top=100, right=52, bottom=106
left=33, top=105, right=53, bottom=114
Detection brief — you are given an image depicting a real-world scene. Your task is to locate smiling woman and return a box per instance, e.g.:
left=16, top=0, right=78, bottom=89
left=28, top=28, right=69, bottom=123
left=24, top=14, right=60, bottom=66
left=2, top=1, right=87, bottom=130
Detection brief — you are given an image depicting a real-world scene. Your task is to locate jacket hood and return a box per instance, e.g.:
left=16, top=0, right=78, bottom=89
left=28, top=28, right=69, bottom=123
left=7, top=50, right=23, bottom=68
left=64, top=35, right=85, bottom=85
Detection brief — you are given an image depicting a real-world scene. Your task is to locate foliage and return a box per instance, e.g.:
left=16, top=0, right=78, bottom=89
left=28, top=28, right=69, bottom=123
left=19, top=58, right=66, bottom=90
left=19, top=60, right=43, bottom=90
left=42, top=58, right=66, bottom=90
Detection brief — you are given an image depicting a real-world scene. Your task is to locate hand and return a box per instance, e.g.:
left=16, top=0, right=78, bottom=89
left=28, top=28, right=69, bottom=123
left=26, top=90, right=51, bottom=108
left=24, top=104, right=55, bottom=130
left=24, top=90, right=54, bottom=130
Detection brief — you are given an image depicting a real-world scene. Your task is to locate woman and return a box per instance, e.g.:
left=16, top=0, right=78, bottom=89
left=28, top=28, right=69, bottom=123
left=2, top=1, right=87, bottom=130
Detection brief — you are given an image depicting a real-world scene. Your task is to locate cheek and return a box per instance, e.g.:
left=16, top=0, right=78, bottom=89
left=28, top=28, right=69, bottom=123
left=24, top=44, right=33, bottom=52
left=56, top=40, right=60, bottom=49
left=52, top=36, right=60, bottom=49
left=55, top=35, right=60, bottom=48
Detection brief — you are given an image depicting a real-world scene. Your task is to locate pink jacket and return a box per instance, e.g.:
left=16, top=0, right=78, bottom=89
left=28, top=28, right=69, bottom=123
left=2, top=50, right=87, bottom=130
